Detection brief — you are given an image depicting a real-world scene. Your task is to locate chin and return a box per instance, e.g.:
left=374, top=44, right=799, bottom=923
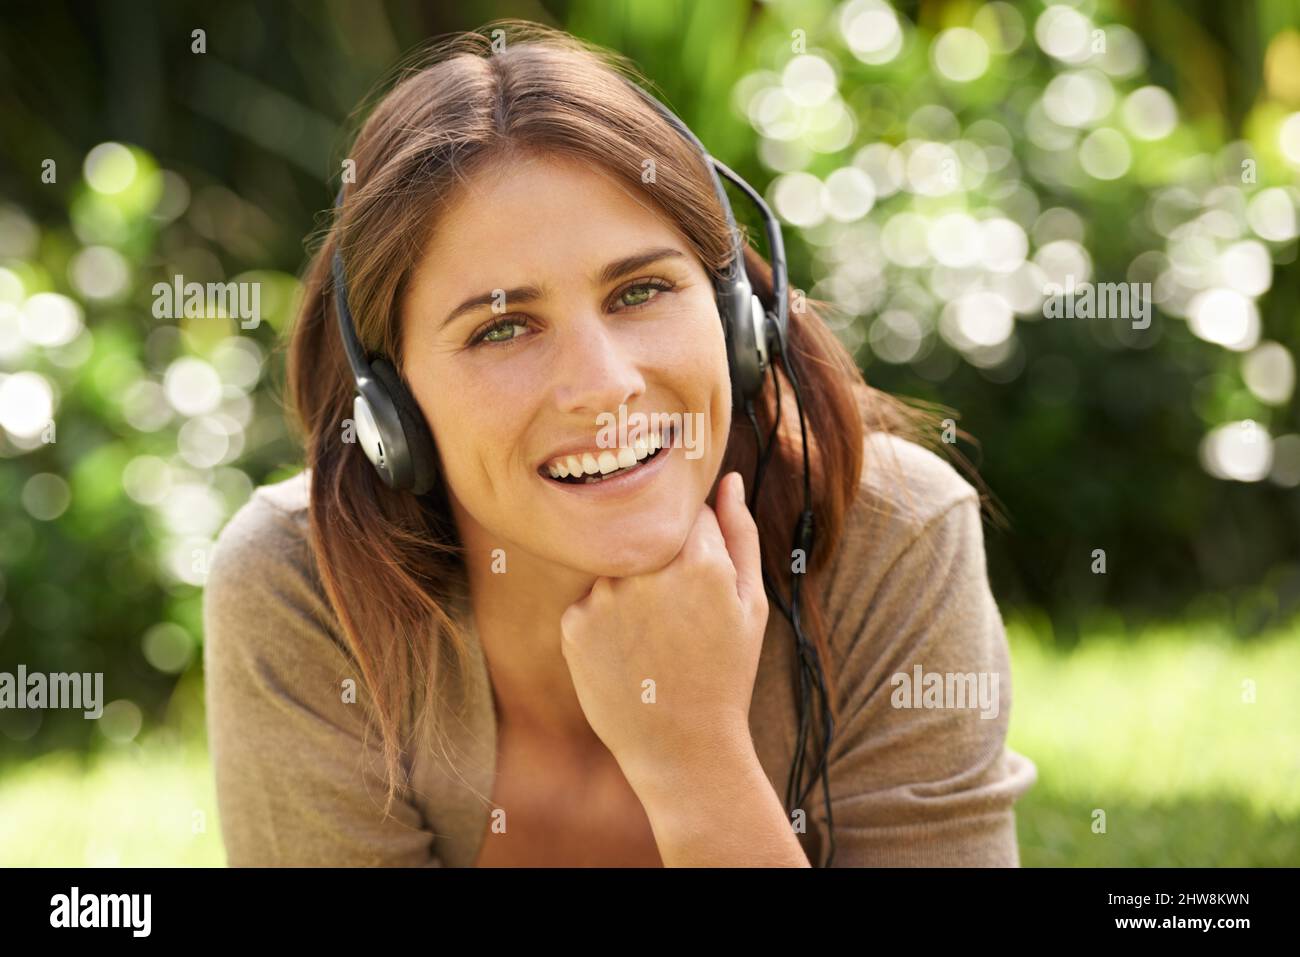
left=580, top=531, right=685, bottom=578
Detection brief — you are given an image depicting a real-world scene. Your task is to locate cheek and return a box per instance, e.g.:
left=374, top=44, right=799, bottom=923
left=407, top=365, right=523, bottom=487
left=659, top=291, right=728, bottom=377
left=683, top=304, right=732, bottom=413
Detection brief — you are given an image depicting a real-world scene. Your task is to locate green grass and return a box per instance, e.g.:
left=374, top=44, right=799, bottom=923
left=0, top=741, right=223, bottom=866
left=2, top=616, right=1297, bottom=866
left=1006, top=615, right=1300, bottom=866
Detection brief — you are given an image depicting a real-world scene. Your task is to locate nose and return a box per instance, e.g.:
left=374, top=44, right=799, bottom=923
left=550, top=307, right=647, bottom=416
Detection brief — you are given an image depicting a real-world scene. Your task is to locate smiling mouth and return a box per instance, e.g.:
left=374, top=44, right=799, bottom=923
left=540, top=421, right=679, bottom=485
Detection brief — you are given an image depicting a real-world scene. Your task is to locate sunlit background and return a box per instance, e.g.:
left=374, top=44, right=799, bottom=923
left=1, top=0, right=1297, bottom=866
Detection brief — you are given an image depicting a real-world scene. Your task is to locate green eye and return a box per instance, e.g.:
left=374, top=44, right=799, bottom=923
left=473, top=319, right=527, bottom=346
left=621, top=285, right=656, bottom=307
left=469, top=279, right=674, bottom=349
left=618, top=280, right=672, bottom=309
left=483, top=321, right=523, bottom=343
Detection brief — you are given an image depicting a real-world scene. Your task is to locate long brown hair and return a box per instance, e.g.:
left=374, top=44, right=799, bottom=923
left=286, top=19, right=970, bottom=815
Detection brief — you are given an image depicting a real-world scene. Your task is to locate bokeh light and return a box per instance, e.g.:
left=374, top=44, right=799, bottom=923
left=83, top=142, right=138, bottom=195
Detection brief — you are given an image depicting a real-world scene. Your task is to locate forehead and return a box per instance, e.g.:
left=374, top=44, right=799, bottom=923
left=413, top=151, right=686, bottom=278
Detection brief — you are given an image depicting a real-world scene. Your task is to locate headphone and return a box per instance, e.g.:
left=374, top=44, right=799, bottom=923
left=329, top=80, right=837, bottom=866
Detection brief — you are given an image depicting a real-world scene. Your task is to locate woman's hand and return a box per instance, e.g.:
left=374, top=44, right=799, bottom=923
left=559, top=470, right=770, bottom=791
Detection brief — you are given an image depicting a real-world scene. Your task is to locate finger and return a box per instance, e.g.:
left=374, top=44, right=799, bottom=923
left=680, top=494, right=727, bottom=565
left=713, top=471, right=764, bottom=612
left=671, top=492, right=736, bottom=594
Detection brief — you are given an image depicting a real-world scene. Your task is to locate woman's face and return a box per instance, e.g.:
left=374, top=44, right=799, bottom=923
left=400, top=151, right=732, bottom=578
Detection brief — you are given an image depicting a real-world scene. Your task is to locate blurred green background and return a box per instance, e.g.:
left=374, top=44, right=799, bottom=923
left=1, top=0, right=1298, bottom=866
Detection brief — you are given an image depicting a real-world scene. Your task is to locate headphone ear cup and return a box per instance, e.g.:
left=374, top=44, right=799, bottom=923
left=717, top=277, right=767, bottom=411
left=369, top=358, right=439, bottom=496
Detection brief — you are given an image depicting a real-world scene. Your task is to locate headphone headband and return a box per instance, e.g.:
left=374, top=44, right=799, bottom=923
left=621, top=84, right=747, bottom=281
left=329, top=222, right=370, bottom=386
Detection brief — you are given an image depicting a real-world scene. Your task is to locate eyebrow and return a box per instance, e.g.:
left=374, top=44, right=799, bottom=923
left=440, top=246, right=686, bottom=331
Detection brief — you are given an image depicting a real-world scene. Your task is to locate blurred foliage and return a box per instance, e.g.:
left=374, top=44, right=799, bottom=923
left=0, top=0, right=1298, bottom=770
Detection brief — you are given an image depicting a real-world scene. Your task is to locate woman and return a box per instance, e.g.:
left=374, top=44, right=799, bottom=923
left=203, top=20, right=1037, bottom=867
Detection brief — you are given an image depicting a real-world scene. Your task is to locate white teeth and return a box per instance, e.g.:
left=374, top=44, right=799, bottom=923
left=544, top=426, right=674, bottom=479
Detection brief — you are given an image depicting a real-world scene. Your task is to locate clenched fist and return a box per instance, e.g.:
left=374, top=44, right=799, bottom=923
left=559, top=470, right=770, bottom=789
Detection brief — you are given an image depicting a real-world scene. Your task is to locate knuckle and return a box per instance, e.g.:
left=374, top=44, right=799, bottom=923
left=560, top=606, right=583, bottom=636
left=694, top=545, right=728, bottom=579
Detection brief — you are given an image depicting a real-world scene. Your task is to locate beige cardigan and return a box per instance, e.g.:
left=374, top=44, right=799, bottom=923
left=203, top=432, right=1037, bottom=866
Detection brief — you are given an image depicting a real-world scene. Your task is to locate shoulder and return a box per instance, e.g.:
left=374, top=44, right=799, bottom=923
left=202, top=469, right=343, bottom=662
left=846, top=430, right=981, bottom=566
left=204, top=465, right=317, bottom=601
left=857, top=430, right=979, bottom=534
left=212, top=469, right=312, bottom=559
left=800, top=432, right=1036, bottom=866
left=818, top=431, right=987, bottom=628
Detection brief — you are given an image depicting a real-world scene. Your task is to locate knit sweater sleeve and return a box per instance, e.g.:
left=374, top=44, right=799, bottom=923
left=809, top=434, right=1038, bottom=866
left=202, top=479, right=443, bottom=866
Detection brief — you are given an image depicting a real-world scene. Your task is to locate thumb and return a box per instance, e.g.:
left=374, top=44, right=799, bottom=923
left=714, top=471, right=764, bottom=614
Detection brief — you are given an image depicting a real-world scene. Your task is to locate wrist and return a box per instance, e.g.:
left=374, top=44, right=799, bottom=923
left=623, top=723, right=761, bottom=808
